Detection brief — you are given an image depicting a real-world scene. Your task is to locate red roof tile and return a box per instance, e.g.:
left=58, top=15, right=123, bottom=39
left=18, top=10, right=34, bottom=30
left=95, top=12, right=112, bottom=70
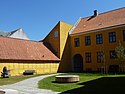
left=71, top=7, right=125, bottom=34
left=0, top=37, right=60, bottom=61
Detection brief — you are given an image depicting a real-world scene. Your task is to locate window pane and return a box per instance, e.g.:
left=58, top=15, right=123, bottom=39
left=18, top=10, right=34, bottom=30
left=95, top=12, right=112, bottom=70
left=97, top=51, right=104, bottom=63
left=109, top=32, right=116, bottom=42
left=85, top=36, right=91, bottom=45
left=74, top=38, right=80, bottom=47
left=123, top=30, right=125, bottom=41
left=85, top=52, right=91, bottom=63
left=96, top=34, right=103, bottom=44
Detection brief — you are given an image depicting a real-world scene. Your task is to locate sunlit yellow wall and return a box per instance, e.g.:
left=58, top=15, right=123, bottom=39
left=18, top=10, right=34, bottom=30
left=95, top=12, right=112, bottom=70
left=60, top=22, right=72, bottom=58
left=70, top=26, right=125, bottom=72
left=58, top=22, right=73, bottom=72
left=0, top=61, right=59, bottom=76
left=43, top=21, right=72, bottom=58
left=43, top=22, right=60, bottom=57
left=43, top=21, right=72, bottom=72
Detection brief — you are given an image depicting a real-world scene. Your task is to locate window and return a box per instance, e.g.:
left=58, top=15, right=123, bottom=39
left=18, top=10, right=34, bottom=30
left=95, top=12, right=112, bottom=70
left=110, top=50, right=117, bottom=59
left=97, top=68, right=104, bottom=72
left=109, top=32, right=116, bottom=42
left=96, top=34, right=103, bottom=44
left=55, top=48, right=58, bottom=53
left=123, top=30, right=125, bottom=41
left=85, top=36, right=91, bottom=46
left=74, top=38, right=80, bottom=47
left=54, top=31, right=58, bottom=37
left=85, top=52, right=91, bottom=63
left=86, top=68, right=92, bottom=72
left=97, top=51, right=104, bottom=63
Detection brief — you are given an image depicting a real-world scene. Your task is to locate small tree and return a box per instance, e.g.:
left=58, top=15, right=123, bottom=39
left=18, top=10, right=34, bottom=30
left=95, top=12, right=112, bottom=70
left=115, top=43, right=125, bottom=72
left=100, top=46, right=107, bottom=74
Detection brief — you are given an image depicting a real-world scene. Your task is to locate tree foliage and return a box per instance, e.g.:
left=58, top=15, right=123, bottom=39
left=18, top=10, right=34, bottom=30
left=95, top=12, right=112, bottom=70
left=115, top=43, right=125, bottom=62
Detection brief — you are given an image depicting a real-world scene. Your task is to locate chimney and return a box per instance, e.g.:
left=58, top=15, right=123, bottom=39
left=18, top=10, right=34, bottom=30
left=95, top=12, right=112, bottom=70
left=93, top=10, right=98, bottom=17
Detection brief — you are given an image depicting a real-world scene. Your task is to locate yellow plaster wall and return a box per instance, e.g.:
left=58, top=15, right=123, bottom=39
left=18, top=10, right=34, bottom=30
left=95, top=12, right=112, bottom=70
left=58, top=22, right=73, bottom=72
left=70, top=26, right=125, bottom=72
left=43, top=21, right=73, bottom=72
left=0, top=61, right=59, bottom=76
left=43, top=21, right=72, bottom=58
left=60, top=22, right=72, bottom=58
left=43, top=22, right=60, bottom=57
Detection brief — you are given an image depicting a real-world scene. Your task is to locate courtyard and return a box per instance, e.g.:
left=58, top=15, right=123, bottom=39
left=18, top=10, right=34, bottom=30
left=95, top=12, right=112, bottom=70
left=0, top=73, right=125, bottom=94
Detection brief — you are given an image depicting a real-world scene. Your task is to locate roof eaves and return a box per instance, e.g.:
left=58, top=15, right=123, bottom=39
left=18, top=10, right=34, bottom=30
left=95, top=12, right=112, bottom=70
left=0, top=59, right=60, bottom=62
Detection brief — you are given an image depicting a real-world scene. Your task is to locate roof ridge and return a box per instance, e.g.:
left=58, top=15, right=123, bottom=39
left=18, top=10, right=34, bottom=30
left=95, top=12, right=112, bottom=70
left=81, top=7, right=125, bottom=20
left=0, top=36, right=39, bottom=43
left=98, top=7, right=125, bottom=16
left=71, top=7, right=125, bottom=34
left=9, top=28, right=24, bottom=36
left=69, top=17, right=82, bottom=34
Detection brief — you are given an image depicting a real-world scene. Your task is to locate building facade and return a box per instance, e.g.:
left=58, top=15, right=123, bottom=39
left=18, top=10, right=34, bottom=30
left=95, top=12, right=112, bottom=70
left=0, top=21, right=72, bottom=76
left=69, top=7, right=125, bottom=73
left=46, top=7, right=125, bottom=73
left=0, top=37, right=60, bottom=76
left=0, top=7, right=125, bottom=76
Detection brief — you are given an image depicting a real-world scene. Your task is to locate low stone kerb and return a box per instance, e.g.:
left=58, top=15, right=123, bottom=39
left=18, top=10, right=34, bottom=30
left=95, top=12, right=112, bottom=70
left=55, top=75, right=79, bottom=83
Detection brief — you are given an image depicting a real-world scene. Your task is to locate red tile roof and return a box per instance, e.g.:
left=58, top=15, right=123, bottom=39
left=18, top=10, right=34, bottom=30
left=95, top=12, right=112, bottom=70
left=0, top=36, right=60, bottom=61
left=71, top=7, right=125, bottom=34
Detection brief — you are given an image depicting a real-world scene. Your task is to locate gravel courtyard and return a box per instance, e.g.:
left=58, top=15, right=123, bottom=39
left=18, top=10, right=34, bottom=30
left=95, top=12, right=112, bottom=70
left=0, top=74, right=60, bottom=94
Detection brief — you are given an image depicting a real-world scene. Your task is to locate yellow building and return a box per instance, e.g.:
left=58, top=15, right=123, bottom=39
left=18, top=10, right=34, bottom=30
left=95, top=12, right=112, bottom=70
left=0, top=21, right=72, bottom=76
left=0, top=37, right=60, bottom=76
left=69, top=7, right=125, bottom=73
left=0, top=7, right=125, bottom=76
left=42, top=7, right=125, bottom=73
left=42, top=21, right=73, bottom=72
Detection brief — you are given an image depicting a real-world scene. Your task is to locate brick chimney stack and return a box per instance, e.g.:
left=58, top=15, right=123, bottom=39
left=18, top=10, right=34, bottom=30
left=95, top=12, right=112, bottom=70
left=93, top=10, right=98, bottom=17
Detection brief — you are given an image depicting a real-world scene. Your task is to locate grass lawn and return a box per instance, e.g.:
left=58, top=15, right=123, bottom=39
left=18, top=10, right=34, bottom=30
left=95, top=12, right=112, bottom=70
left=38, top=73, right=125, bottom=94
left=0, top=74, right=41, bottom=86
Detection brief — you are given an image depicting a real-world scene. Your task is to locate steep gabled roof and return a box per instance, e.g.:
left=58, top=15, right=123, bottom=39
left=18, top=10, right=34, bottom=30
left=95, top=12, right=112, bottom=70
left=71, top=7, right=125, bottom=35
left=0, top=28, right=29, bottom=40
left=0, top=29, right=18, bottom=37
left=0, top=36, right=60, bottom=61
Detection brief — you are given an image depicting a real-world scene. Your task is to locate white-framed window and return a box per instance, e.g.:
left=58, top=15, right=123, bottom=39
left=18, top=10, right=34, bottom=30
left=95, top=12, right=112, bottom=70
left=54, top=31, right=58, bottom=38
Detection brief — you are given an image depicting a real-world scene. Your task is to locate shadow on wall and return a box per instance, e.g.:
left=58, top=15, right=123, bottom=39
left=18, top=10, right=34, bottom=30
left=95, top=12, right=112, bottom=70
left=58, top=35, right=72, bottom=72
left=59, top=77, right=125, bottom=94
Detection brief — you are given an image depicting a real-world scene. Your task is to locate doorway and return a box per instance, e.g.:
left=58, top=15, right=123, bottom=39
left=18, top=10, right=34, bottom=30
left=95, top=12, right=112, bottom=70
left=73, top=54, right=83, bottom=72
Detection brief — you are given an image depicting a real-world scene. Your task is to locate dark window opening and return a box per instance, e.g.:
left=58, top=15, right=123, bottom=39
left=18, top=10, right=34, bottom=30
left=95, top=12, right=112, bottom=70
left=96, top=34, right=103, bottom=44
left=74, top=38, right=80, bottom=47
left=97, top=68, right=104, bottom=72
left=97, top=51, right=104, bottom=63
left=123, top=30, right=125, bottom=41
left=85, top=36, right=91, bottom=46
left=86, top=68, right=92, bottom=72
left=85, top=52, right=91, bottom=63
left=109, top=32, right=116, bottom=43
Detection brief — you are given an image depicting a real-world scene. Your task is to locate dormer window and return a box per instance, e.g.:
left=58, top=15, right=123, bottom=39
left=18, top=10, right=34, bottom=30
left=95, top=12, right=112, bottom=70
left=54, top=31, right=58, bottom=38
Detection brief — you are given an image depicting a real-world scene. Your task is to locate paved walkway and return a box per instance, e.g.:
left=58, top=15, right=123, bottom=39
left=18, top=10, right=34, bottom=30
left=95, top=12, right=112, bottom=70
left=0, top=74, right=60, bottom=94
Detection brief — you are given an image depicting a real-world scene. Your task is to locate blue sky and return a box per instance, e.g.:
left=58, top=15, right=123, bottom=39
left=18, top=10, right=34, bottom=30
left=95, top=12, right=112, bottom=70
left=0, top=0, right=125, bottom=40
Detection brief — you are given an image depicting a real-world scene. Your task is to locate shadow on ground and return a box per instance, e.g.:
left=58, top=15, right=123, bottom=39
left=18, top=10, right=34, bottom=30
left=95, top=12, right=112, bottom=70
left=59, top=77, right=125, bottom=94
